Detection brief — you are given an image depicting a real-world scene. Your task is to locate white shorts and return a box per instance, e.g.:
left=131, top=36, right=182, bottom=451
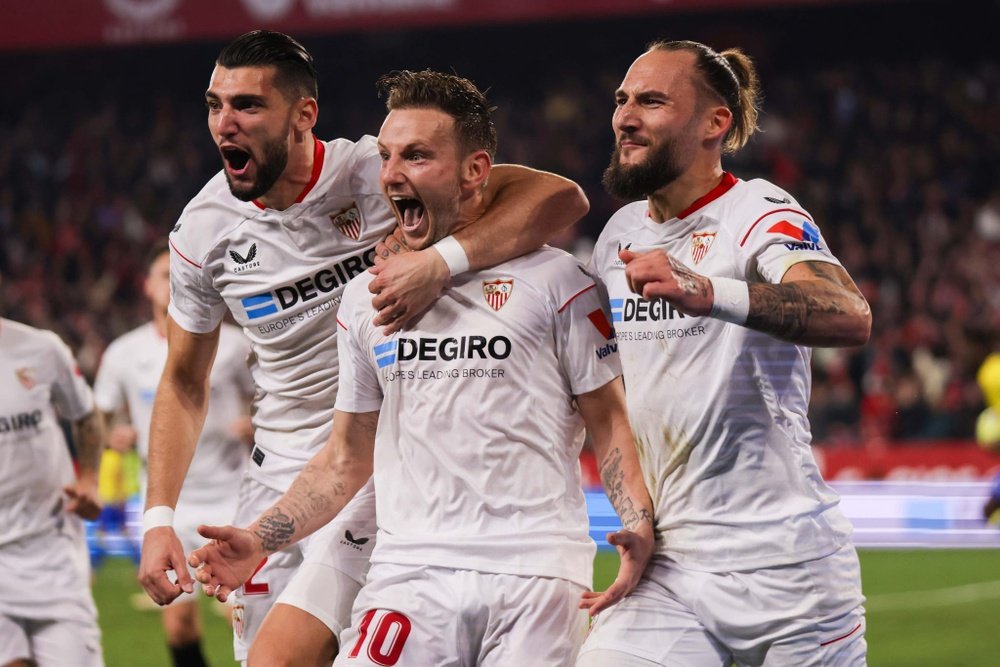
left=230, top=474, right=376, bottom=661
left=335, top=562, right=589, bottom=667
left=578, top=543, right=867, bottom=667
left=0, top=522, right=103, bottom=666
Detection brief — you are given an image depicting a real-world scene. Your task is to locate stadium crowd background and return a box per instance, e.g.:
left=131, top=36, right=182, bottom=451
left=0, top=0, right=995, bottom=448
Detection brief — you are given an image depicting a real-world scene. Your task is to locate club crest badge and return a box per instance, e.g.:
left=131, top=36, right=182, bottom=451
left=331, top=204, right=363, bottom=240
left=690, top=232, right=716, bottom=265
left=15, top=367, right=36, bottom=390
left=232, top=603, right=245, bottom=640
left=483, top=279, right=514, bottom=311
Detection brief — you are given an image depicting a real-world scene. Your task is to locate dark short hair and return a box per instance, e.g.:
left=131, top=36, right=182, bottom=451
left=217, top=30, right=318, bottom=101
left=145, top=239, right=170, bottom=272
left=648, top=40, right=761, bottom=153
left=377, top=70, right=497, bottom=158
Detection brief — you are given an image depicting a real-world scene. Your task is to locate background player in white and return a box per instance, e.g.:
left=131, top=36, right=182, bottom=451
left=94, top=241, right=253, bottom=667
left=137, top=31, right=591, bottom=666
left=576, top=41, right=873, bottom=666
left=0, top=311, right=105, bottom=667
left=188, top=68, right=655, bottom=666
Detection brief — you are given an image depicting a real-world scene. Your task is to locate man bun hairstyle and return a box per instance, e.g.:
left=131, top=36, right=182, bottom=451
left=217, top=30, right=318, bottom=102
left=377, top=70, right=497, bottom=158
left=649, top=40, right=761, bottom=153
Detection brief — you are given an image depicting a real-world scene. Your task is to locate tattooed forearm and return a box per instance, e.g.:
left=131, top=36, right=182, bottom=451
left=600, top=447, right=654, bottom=531
left=254, top=508, right=296, bottom=553
left=73, top=411, right=105, bottom=474
left=669, top=256, right=711, bottom=301
left=744, top=262, right=870, bottom=346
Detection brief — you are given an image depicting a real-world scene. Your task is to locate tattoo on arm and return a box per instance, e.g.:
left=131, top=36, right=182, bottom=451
left=600, top=447, right=653, bottom=531
left=669, top=255, right=710, bottom=301
left=254, top=509, right=295, bottom=553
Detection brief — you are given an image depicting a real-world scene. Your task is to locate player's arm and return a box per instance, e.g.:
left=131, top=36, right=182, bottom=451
left=576, top=377, right=655, bottom=616
left=63, top=408, right=106, bottom=520
left=621, top=248, right=871, bottom=347
left=371, top=165, right=589, bottom=332
left=189, top=408, right=378, bottom=601
left=138, top=317, right=220, bottom=605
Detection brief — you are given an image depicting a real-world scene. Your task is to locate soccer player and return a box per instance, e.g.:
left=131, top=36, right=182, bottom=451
left=94, top=241, right=253, bottom=667
left=0, top=314, right=105, bottom=667
left=189, top=69, right=654, bottom=666
left=575, top=41, right=873, bottom=666
left=136, top=31, right=590, bottom=666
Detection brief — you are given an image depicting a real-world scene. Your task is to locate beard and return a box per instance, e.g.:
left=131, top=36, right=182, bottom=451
left=602, top=136, right=686, bottom=201
left=225, top=132, right=290, bottom=202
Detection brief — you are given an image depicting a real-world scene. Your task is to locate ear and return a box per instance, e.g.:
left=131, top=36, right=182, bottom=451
left=293, top=97, right=319, bottom=134
left=460, top=150, right=492, bottom=194
left=703, top=105, right=733, bottom=145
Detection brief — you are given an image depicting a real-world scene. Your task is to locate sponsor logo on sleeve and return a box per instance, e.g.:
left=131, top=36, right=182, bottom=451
left=331, top=204, right=363, bottom=240
left=767, top=219, right=824, bottom=251
left=588, top=309, right=618, bottom=360
left=690, top=232, right=716, bottom=265
left=230, top=243, right=260, bottom=273
left=482, top=279, right=514, bottom=311
left=764, top=195, right=791, bottom=204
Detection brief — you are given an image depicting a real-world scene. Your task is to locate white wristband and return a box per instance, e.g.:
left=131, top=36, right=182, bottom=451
left=431, top=235, right=470, bottom=278
left=708, top=276, right=750, bottom=325
left=142, top=506, right=175, bottom=534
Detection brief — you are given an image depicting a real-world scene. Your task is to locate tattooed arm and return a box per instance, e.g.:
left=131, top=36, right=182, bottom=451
left=188, top=409, right=378, bottom=601
left=576, top=377, right=655, bottom=615
left=621, top=246, right=871, bottom=347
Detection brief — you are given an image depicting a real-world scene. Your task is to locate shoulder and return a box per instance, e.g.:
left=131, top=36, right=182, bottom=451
left=1, top=318, right=55, bottom=351
left=319, top=136, right=382, bottom=196
left=495, top=247, right=597, bottom=311
left=170, top=172, right=256, bottom=266
left=717, top=178, right=810, bottom=229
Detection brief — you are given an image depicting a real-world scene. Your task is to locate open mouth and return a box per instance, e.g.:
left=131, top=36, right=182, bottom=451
left=221, top=146, right=252, bottom=175
left=391, top=196, right=426, bottom=233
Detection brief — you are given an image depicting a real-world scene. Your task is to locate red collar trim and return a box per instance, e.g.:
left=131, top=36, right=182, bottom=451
left=676, top=172, right=738, bottom=219
left=252, top=137, right=325, bottom=210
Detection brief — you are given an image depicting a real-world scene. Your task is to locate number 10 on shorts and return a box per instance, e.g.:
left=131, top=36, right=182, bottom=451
left=347, top=608, right=412, bottom=666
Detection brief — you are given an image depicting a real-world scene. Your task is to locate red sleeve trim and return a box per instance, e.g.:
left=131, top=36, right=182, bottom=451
left=819, top=623, right=862, bottom=647
left=336, top=316, right=348, bottom=331
left=558, top=283, right=596, bottom=313
left=738, top=207, right=813, bottom=247
left=169, top=238, right=202, bottom=269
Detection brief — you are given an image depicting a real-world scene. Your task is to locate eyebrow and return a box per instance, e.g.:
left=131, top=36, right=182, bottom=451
left=204, top=91, right=266, bottom=104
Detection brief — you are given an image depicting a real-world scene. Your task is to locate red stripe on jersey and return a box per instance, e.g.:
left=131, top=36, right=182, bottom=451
left=587, top=309, right=613, bottom=340
left=738, top=208, right=813, bottom=247
left=819, top=623, right=862, bottom=647
left=252, top=137, right=326, bottom=209
left=558, top=283, right=596, bottom=313
left=169, top=239, right=202, bottom=268
left=677, top=172, right=738, bottom=219
left=766, top=220, right=804, bottom=240
left=336, top=317, right=348, bottom=331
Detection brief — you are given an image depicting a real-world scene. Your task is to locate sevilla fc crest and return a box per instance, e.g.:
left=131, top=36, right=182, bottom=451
left=232, top=603, right=245, bottom=639
left=483, top=279, right=514, bottom=311
left=15, top=367, right=36, bottom=390
left=690, top=232, right=716, bottom=265
left=331, top=205, right=363, bottom=240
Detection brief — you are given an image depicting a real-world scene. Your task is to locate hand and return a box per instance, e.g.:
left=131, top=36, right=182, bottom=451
left=368, top=249, right=450, bottom=334
left=620, top=248, right=713, bottom=316
left=108, top=424, right=138, bottom=452
left=579, top=526, right=655, bottom=617
left=63, top=474, right=102, bottom=520
left=372, top=227, right=410, bottom=266
left=139, top=526, right=195, bottom=606
left=188, top=524, right=265, bottom=602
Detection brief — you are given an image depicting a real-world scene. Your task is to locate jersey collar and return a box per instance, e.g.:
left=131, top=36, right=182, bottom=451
left=252, top=137, right=326, bottom=210
left=676, top=172, right=738, bottom=219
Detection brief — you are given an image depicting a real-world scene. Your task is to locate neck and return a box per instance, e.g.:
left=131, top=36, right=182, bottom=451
left=257, top=133, right=315, bottom=211
left=646, top=159, right=725, bottom=223
left=449, top=191, right=487, bottom=238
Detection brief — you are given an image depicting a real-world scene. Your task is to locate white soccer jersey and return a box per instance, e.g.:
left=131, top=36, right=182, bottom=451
left=336, top=247, right=621, bottom=589
left=94, top=322, right=252, bottom=504
left=590, top=173, right=854, bottom=572
left=167, top=136, right=397, bottom=490
left=0, top=319, right=94, bottom=546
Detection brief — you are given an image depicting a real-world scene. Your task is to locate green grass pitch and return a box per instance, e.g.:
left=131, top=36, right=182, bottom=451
left=94, top=549, right=1000, bottom=666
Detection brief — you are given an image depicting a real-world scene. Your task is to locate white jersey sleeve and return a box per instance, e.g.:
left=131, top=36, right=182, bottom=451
left=334, top=276, right=384, bottom=415
left=553, top=269, right=622, bottom=397
left=734, top=182, right=843, bottom=284
left=168, top=236, right=228, bottom=334
left=47, top=331, right=94, bottom=422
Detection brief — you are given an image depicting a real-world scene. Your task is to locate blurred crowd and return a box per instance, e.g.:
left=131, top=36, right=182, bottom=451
left=0, top=10, right=996, bottom=446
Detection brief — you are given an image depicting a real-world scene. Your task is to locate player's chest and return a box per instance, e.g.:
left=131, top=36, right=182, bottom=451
left=0, top=357, right=54, bottom=429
